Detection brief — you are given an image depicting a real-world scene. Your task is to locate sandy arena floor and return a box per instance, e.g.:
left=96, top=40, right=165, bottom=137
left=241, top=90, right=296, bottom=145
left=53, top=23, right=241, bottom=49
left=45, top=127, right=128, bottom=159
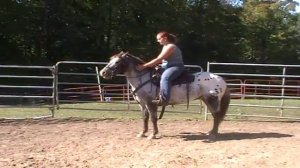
left=0, top=118, right=299, bottom=168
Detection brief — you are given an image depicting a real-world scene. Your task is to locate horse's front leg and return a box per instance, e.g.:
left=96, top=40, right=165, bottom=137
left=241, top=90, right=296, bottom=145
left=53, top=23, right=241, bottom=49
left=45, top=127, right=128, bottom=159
left=137, top=104, right=149, bottom=138
left=146, top=103, right=159, bottom=139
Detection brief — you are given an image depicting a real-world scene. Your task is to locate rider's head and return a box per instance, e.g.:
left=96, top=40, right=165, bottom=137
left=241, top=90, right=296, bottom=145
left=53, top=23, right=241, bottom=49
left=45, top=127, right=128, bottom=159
left=156, top=31, right=177, bottom=45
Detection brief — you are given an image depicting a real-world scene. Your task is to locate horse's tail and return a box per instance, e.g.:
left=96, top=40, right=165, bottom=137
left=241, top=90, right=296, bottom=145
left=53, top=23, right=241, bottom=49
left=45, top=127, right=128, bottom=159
left=219, top=87, right=231, bottom=121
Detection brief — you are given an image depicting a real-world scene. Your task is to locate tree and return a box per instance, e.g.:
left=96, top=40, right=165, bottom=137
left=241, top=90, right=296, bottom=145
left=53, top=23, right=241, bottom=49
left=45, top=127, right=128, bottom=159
left=0, top=0, right=299, bottom=66
left=240, top=0, right=300, bottom=64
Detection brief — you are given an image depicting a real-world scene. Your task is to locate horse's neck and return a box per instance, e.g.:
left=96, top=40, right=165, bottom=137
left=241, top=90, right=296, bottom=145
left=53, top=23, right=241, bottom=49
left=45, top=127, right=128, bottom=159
left=124, top=69, right=151, bottom=88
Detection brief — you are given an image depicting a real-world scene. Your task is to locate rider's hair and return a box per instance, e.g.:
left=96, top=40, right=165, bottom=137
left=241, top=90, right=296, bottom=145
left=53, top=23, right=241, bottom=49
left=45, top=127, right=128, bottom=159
left=157, top=31, right=177, bottom=43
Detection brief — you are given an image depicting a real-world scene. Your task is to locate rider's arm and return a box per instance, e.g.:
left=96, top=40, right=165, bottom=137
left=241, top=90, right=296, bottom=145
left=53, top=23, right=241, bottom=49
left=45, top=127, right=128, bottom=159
left=141, top=44, right=175, bottom=69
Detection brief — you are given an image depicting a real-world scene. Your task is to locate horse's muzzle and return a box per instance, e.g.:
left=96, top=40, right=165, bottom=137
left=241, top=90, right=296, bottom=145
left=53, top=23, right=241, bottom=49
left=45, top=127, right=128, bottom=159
left=99, top=68, right=113, bottom=79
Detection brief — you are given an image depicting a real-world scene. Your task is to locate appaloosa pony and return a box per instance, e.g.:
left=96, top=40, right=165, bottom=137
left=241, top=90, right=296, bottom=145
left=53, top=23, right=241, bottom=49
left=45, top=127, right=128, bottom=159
left=100, top=51, right=230, bottom=141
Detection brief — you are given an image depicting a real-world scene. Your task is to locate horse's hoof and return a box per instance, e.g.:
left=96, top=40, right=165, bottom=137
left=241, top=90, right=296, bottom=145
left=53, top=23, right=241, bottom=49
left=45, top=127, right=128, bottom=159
left=203, top=131, right=217, bottom=142
left=206, top=132, right=217, bottom=142
left=147, top=134, right=161, bottom=140
left=137, top=133, right=146, bottom=138
left=147, top=134, right=156, bottom=140
left=208, top=134, right=217, bottom=142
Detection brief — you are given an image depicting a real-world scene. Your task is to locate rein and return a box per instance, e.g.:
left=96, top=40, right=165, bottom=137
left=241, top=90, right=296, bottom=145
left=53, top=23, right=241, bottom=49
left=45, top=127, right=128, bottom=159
left=130, top=70, right=166, bottom=120
left=126, top=70, right=151, bottom=79
left=131, top=78, right=152, bottom=95
left=131, top=70, right=153, bottom=95
left=107, top=52, right=167, bottom=119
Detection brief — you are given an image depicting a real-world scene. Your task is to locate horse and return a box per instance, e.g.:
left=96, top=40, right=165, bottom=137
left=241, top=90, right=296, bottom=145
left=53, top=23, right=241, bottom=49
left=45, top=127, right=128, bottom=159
left=100, top=51, right=230, bottom=141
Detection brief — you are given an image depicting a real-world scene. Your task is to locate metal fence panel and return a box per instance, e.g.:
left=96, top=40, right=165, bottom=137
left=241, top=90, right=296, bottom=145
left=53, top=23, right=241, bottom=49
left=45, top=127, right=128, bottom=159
left=1, top=61, right=299, bottom=120
left=207, top=62, right=300, bottom=120
left=0, top=65, right=56, bottom=119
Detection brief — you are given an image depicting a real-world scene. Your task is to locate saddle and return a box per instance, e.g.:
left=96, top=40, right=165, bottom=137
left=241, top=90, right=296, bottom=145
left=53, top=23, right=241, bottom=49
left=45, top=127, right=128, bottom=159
left=151, top=66, right=195, bottom=86
left=151, top=66, right=195, bottom=119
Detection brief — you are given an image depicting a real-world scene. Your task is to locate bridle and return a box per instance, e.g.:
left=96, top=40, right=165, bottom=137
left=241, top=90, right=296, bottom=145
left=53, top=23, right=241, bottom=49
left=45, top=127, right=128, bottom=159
left=106, top=53, right=152, bottom=79
left=103, top=52, right=165, bottom=117
left=104, top=54, right=127, bottom=78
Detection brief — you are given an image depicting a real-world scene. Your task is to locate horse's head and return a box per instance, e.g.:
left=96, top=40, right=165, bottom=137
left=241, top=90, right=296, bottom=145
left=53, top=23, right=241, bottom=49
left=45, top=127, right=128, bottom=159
left=100, top=51, right=144, bottom=79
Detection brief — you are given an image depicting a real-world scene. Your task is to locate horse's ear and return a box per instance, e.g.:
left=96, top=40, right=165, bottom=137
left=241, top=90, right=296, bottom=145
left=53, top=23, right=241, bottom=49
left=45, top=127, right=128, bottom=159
left=120, top=51, right=128, bottom=57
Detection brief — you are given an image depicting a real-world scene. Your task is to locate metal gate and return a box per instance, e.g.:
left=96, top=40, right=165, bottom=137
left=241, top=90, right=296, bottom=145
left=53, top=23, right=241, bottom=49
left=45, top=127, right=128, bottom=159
left=54, top=61, right=204, bottom=114
left=0, top=62, right=299, bottom=120
left=207, top=62, right=300, bottom=120
left=0, top=65, right=55, bottom=119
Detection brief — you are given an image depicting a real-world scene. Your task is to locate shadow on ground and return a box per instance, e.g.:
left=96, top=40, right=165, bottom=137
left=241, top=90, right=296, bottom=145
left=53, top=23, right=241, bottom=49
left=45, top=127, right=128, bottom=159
left=176, top=132, right=293, bottom=142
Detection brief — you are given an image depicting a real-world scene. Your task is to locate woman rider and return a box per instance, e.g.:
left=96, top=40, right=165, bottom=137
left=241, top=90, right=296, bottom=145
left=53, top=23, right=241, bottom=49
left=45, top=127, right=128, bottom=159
left=137, top=31, right=184, bottom=106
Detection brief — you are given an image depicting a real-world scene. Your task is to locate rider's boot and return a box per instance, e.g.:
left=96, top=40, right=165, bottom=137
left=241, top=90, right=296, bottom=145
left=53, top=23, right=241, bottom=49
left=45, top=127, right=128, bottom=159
left=152, top=95, right=164, bottom=106
left=152, top=99, right=163, bottom=106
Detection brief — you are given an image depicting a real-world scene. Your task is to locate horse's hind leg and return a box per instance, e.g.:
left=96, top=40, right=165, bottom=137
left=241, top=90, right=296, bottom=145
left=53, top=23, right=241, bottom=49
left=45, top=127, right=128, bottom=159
left=209, top=112, right=222, bottom=140
left=204, top=88, right=230, bottom=140
left=137, top=104, right=149, bottom=138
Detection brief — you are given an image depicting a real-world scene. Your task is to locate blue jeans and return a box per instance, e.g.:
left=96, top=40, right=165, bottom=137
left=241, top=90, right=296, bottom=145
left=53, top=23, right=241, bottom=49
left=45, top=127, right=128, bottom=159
left=160, top=65, right=184, bottom=105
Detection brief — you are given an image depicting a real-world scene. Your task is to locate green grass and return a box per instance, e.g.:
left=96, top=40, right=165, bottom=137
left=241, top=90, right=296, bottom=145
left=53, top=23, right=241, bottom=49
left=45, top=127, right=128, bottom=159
left=55, top=102, right=204, bottom=120
left=228, top=99, right=300, bottom=119
left=0, top=99, right=299, bottom=120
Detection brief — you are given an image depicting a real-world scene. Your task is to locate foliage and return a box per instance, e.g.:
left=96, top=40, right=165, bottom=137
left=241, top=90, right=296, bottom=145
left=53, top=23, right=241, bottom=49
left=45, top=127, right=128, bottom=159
left=240, top=0, right=300, bottom=64
left=0, top=0, right=299, bottom=67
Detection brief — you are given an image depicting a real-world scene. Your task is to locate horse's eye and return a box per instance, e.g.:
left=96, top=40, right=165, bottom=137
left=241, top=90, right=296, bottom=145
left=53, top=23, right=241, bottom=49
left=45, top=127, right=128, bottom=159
left=116, top=60, right=122, bottom=64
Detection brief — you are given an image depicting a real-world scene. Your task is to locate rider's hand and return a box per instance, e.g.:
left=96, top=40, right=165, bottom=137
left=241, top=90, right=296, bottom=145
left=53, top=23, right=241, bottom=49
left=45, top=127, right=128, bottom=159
left=137, top=64, right=146, bottom=71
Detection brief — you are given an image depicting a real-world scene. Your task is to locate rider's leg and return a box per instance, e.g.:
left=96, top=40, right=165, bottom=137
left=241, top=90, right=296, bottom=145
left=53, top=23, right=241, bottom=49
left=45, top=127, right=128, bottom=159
left=159, top=65, right=184, bottom=105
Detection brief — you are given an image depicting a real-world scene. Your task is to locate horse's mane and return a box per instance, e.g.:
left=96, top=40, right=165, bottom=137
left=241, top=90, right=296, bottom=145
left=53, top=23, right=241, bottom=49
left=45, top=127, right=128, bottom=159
left=110, top=52, right=145, bottom=64
left=127, top=53, right=145, bottom=64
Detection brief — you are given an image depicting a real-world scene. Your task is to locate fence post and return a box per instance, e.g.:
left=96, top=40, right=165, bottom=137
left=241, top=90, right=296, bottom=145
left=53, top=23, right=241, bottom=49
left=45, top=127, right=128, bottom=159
left=280, top=67, right=287, bottom=117
left=51, top=66, right=56, bottom=117
left=127, top=80, right=131, bottom=110
left=95, top=66, right=104, bottom=102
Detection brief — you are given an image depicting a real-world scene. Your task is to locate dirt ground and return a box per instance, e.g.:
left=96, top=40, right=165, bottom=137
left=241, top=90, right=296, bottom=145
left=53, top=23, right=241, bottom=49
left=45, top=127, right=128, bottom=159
left=0, top=118, right=299, bottom=168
